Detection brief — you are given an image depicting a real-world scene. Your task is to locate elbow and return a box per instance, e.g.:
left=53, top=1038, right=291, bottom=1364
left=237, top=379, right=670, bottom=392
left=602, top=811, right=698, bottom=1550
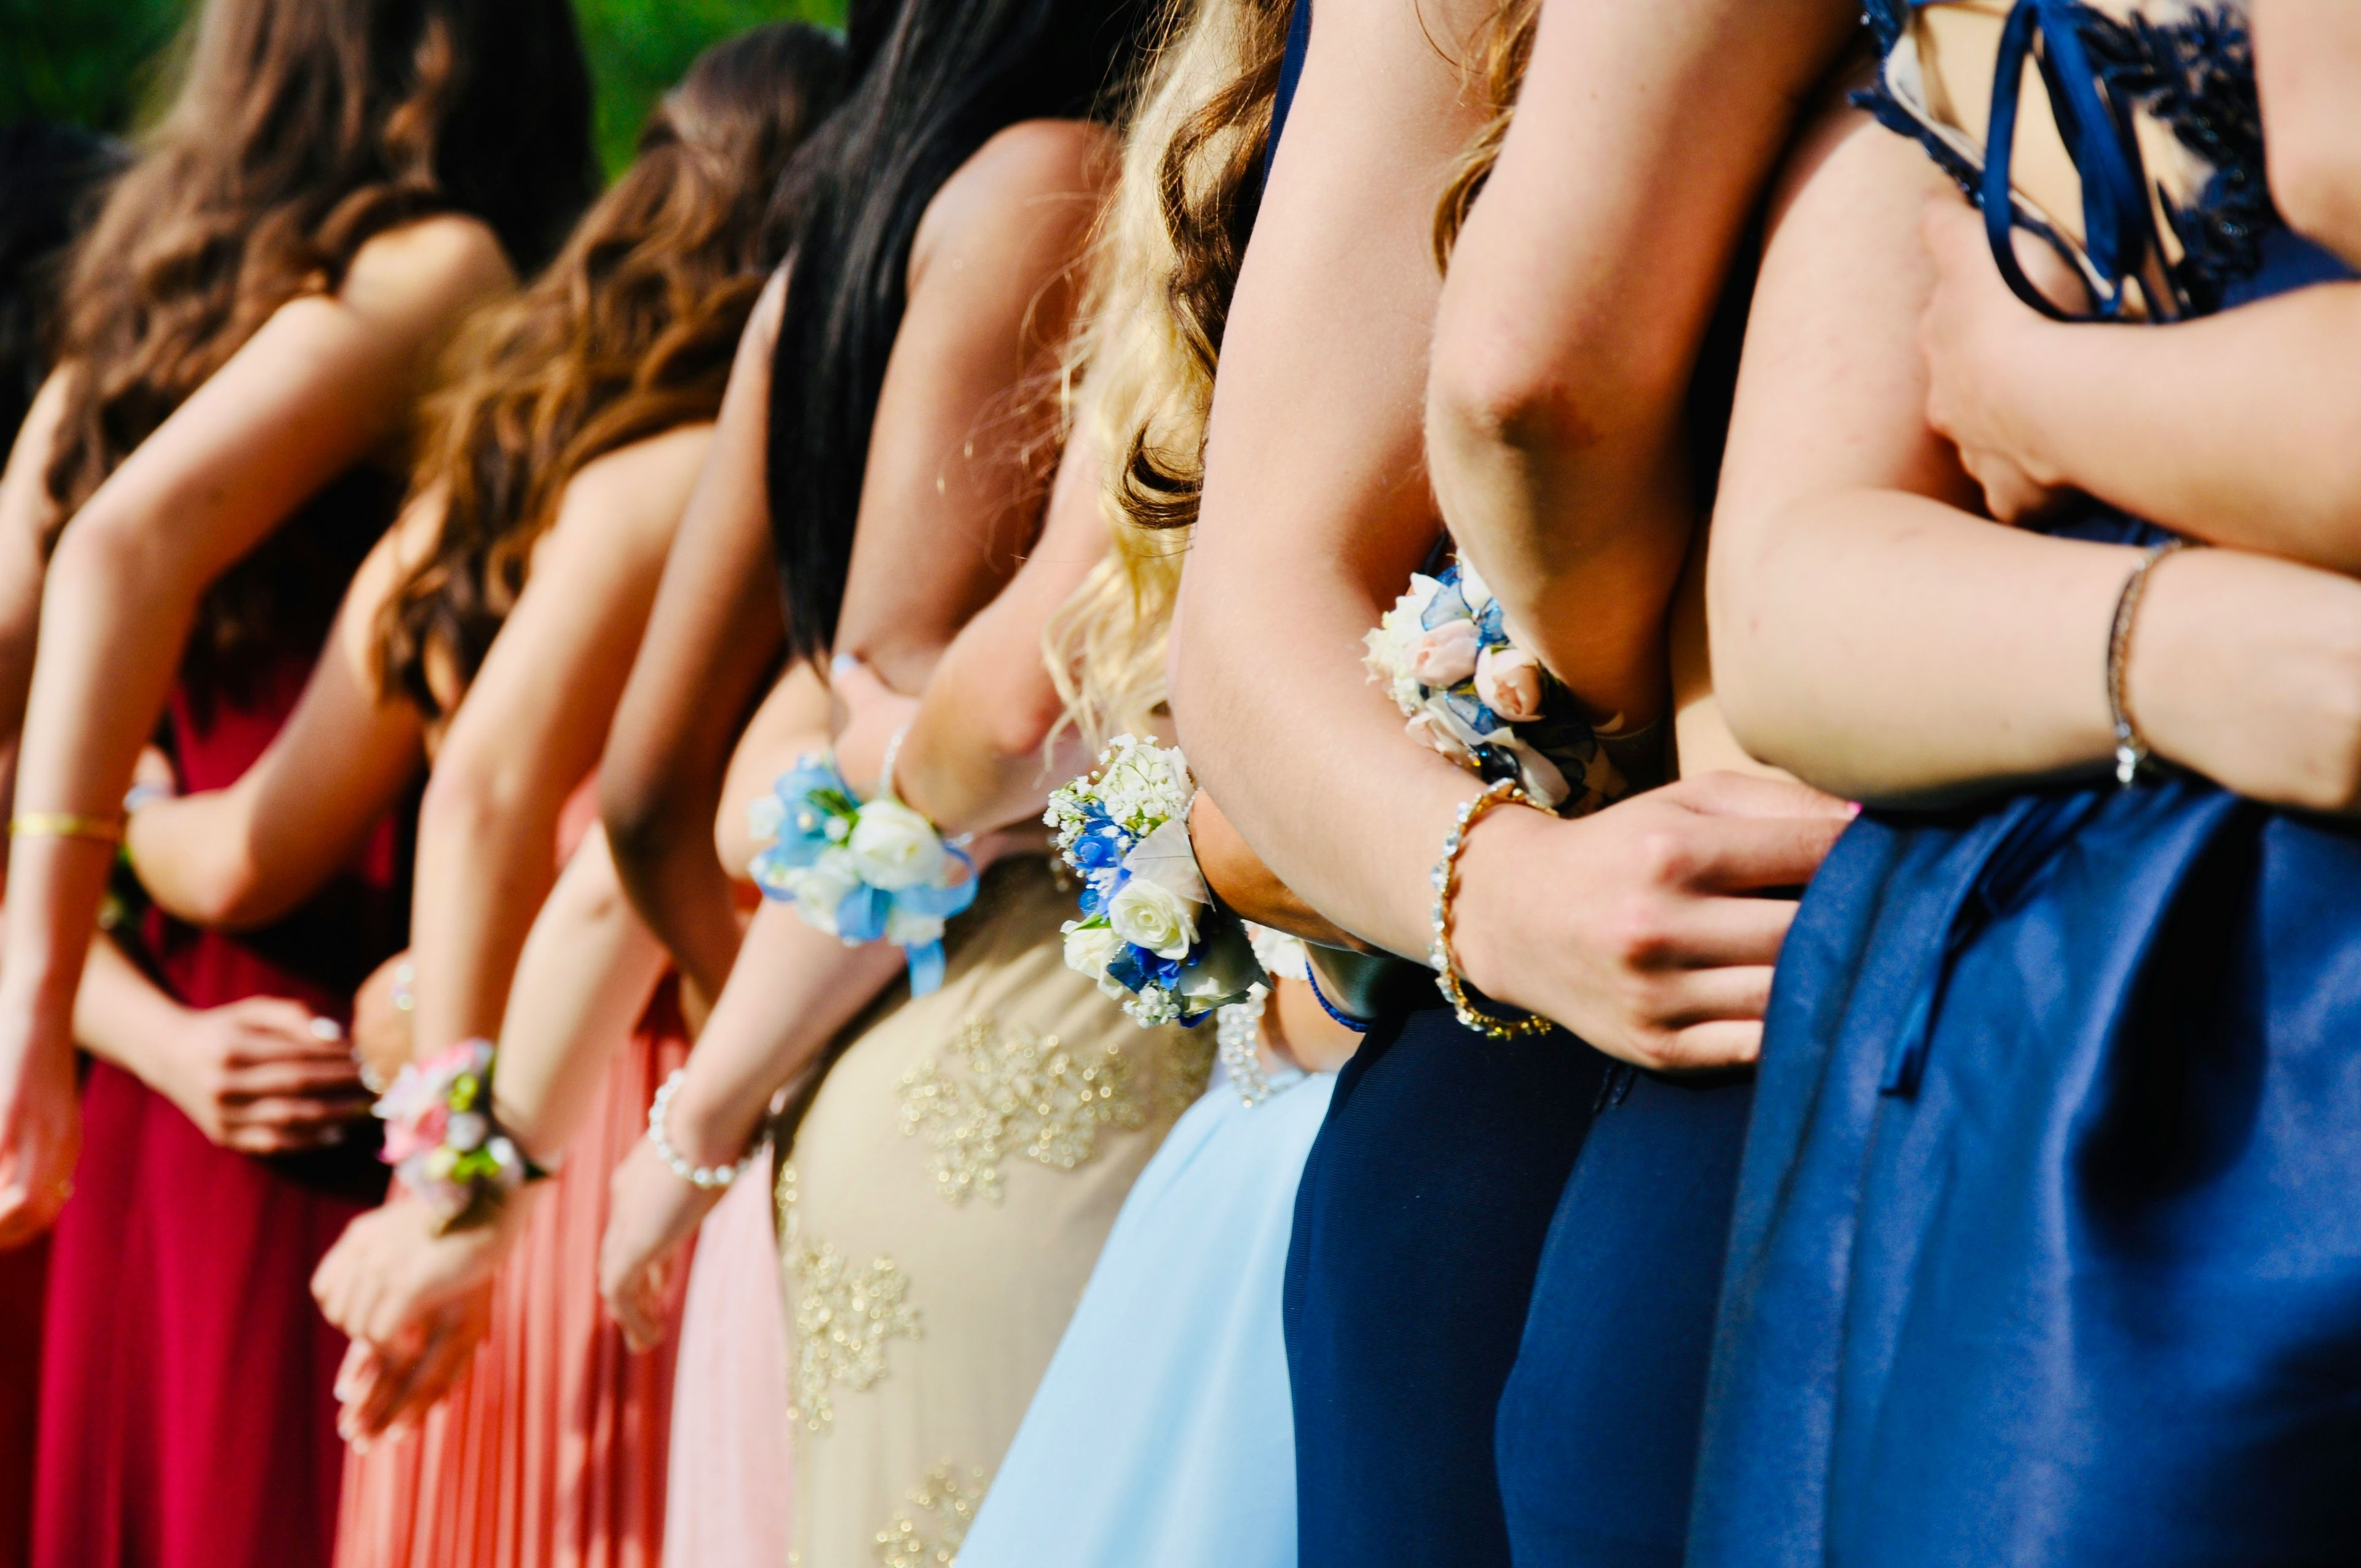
left=418, top=752, right=530, bottom=860
left=2268, top=136, right=2361, bottom=269
left=599, top=745, right=698, bottom=886
left=1426, top=304, right=1683, bottom=477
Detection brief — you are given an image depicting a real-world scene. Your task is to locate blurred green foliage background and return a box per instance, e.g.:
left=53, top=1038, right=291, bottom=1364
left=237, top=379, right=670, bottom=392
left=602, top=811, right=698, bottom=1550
left=0, top=0, right=847, bottom=177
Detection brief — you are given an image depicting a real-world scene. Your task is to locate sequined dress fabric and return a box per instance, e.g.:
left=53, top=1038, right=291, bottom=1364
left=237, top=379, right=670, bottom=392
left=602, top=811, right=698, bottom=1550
left=770, top=857, right=1208, bottom=1567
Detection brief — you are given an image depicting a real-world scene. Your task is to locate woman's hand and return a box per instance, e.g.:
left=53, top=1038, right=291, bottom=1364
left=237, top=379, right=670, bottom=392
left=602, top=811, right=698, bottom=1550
left=598, top=1139, right=722, bottom=1352
left=829, top=654, right=922, bottom=802
left=1918, top=201, right=2073, bottom=523
left=1453, top=772, right=1854, bottom=1072
left=0, top=1005, right=80, bottom=1247
left=314, top=1190, right=523, bottom=1440
left=147, top=996, right=370, bottom=1155
left=350, top=952, right=413, bottom=1090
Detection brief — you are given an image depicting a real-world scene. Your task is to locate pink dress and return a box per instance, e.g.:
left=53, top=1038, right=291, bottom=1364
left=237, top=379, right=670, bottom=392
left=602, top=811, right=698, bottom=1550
left=332, top=964, right=690, bottom=1568
left=662, top=1141, right=794, bottom=1568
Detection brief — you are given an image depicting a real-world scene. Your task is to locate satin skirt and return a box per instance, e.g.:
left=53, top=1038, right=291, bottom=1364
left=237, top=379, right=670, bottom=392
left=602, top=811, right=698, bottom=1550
left=1495, top=1066, right=1752, bottom=1567
left=1692, top=768, right=2361, bottom=1567
left=334, top=992, right=689, bottom=1568
left=957, top=1066, right=1336, bottom=1568
left=1284, top=996, right=1608, bottom=1567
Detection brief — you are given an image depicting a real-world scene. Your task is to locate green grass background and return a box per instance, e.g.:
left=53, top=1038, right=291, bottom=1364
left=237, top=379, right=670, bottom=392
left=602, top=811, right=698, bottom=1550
left=0, top=0, right=848, bottom=178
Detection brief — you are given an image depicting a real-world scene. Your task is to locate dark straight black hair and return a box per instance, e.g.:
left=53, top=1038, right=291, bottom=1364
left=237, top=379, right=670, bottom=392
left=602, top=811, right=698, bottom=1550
left=764, top=0, right=1158, bottom=662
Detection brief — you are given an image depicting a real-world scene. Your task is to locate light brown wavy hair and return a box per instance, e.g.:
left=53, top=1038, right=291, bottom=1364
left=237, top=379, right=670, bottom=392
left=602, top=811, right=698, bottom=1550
left=1045, top=0, right=1293, bottom=749
left=376, top=23, right=849, bottom=715
left=1433, top=0, right=1540, bottom=266
left=42, top=0, right=599, bottom=679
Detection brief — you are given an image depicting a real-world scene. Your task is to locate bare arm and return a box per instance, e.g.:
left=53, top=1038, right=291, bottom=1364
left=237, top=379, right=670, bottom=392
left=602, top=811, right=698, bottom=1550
left=0, top=215, right=512, bottom=1243
left=408, top=426, right=709, bottom=1055
left=1920, top=202, right=2361, bottom=571
left=1709, top=108, right=2361, bottom=812
left=827, top=120, right=1111, bottom=693
left=832, top=416, right=1110, bottom=836
left=1426, top=0, right=1855, bottom=724
left=1171, top=0, right=1498, bottom=963
left=601, top=277, right=787, bottom=1014
left=2257, top=0, right=2361, bottom=265
left=0, top=375, right=70, bottom=858
left=125, top=512, right=430, bottom=929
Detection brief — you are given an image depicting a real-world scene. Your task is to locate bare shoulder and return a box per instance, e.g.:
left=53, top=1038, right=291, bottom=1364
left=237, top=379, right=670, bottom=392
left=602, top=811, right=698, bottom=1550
left=909, top=118, right=1116, bottom=287
left=339, top=213, right=516, bottom=324
left=545, top=423, right=716, bottom=550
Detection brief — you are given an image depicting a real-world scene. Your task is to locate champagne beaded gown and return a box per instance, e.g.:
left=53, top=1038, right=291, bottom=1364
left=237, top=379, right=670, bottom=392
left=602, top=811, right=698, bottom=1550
left=772, top=857, right=1208, bottom=1567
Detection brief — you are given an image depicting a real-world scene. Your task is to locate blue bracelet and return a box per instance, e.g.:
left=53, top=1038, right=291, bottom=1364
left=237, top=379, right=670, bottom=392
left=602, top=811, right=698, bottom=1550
left=1303, top=962, right=1372, bottom=1034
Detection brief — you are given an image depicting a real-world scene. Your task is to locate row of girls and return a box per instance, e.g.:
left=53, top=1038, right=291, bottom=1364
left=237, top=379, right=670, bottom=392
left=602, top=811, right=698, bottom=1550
left=6, top=0, right=2361, bottom=1564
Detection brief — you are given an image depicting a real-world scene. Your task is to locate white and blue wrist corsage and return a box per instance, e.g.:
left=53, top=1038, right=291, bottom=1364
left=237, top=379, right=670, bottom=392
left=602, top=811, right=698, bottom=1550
left=1364, top=558, right=1621, bottom=814
left=749, top=753, right=978, bottom=996
left=1045, top=735, right=1263, bottom=1028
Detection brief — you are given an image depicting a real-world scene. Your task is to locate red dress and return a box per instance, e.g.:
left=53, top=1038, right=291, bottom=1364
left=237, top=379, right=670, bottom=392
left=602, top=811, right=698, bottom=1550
left=31, top=649, right=408, bottom=1568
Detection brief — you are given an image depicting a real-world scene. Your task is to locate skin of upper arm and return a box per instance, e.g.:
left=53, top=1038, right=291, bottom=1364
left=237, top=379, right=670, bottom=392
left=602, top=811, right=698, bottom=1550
left=828, top=119, right=1113, bottom=691
left=0, top=372, right=73, bottom=844
left=424, top=424, right=714, bottom=828
left=2256, top=0, right=2361, bottom=264
left=127, top=509, right=433, bottom=929
left=52, top=215, right=513, bottom=598
left=1703, top=109, right=1980, bottom=743
left=600, top=275, right=787, bottom=858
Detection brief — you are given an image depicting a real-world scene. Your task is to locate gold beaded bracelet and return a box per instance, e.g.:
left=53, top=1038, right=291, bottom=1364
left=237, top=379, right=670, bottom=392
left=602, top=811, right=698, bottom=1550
left=1428, top=777, right=1552, bottom=1041
left=10, top=812, right=125, bottom=845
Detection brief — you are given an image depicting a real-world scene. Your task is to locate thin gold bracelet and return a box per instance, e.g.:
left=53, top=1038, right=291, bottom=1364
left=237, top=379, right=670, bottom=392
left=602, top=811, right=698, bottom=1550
left=1429, top=777, right=1552, bottom=1042
left=10, top=812, right=125, bottom=845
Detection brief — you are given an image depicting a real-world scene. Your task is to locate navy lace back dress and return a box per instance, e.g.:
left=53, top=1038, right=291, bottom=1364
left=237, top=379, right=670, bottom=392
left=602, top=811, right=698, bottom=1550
left=1690, top=5, right=2361, bottom=1564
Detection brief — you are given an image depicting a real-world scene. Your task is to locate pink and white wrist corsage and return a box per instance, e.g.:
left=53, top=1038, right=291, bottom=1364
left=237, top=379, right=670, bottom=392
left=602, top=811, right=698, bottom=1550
left=375, top=1038, right=547, bottom=1229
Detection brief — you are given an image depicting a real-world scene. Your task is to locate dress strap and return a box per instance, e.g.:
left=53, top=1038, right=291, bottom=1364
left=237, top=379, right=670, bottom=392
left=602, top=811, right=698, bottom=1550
left=1980, top=0, right=2165, bottom=321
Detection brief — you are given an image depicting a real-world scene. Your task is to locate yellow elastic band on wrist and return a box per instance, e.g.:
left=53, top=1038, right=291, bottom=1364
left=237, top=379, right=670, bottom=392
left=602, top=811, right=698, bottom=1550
left=10, top=812, right=126, bottom=845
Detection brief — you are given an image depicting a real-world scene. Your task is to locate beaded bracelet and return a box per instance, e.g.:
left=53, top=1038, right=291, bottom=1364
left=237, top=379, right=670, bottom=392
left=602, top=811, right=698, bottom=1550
left=1302, top=963, right=1371, bottom=1035
left=1429, top=778, right=1552, bottom=1042
left=2106, top=538, right=2191, bottom=786
left=647, top=1069, right=765, bottom=1192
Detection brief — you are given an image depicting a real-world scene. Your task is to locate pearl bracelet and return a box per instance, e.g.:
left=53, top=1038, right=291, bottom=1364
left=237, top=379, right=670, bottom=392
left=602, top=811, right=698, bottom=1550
left=647, top=1069, right=764, bottom=1192
left=1430, top=778, right=1552, bottom=1042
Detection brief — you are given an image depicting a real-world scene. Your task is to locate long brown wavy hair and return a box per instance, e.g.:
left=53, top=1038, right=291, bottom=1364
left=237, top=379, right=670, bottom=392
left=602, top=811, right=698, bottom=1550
left=375, top=22, right=851, bottom=715
left=42, top=0, right=598, bottom=683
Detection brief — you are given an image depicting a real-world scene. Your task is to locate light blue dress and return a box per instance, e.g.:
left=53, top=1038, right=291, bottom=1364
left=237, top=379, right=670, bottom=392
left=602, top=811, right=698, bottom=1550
left=954, top=1047, right=1334, bottom=1568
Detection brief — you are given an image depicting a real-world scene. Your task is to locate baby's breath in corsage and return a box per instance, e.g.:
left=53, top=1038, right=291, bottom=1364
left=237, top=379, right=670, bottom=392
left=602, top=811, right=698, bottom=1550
left=749, top=753, right=979, bottom=997
left=1364, top=558, right=1621, bottom=814
left=1045, top=735, right=1264, bottom=1028
left=376, top=1039, right=544, bottom=1229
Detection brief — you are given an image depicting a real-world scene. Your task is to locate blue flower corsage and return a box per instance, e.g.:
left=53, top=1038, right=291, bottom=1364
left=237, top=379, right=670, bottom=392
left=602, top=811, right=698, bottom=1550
left=1044, top=735, right=1263, bottom=1028
left=748, top=753, right=978, bottom=997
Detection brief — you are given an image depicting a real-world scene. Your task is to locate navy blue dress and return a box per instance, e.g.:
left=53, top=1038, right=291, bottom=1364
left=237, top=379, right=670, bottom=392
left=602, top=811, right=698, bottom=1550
left=1690, top=5, right=2361, bottom=1564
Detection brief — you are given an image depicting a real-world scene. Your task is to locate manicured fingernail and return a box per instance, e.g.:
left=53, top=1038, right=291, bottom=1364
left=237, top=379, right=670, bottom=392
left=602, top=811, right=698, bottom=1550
left=1845, top=801, right=1864, bottom=818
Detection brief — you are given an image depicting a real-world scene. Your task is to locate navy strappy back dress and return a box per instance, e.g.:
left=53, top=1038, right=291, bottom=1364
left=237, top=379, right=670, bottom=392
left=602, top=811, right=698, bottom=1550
left=1691, top=5, right=2361, bottom=1564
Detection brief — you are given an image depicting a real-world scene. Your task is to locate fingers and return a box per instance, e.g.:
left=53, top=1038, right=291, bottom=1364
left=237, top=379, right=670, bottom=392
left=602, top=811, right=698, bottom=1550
left=365, top=1305, right=486, bottom=1439
left=221, top=1055, right=370, bottom=1101
left=1655, top=1020, right=1764, bottom=1073
left=1666, top=770, right=1853, bottom=823
left=1656, top=895, right=1800, bottom=972
left=223, top=996, right=348, bottom=1051
left=1650, top=964, right=1778, bottom=1028
left=1679, top=810, right=1851, bottom=894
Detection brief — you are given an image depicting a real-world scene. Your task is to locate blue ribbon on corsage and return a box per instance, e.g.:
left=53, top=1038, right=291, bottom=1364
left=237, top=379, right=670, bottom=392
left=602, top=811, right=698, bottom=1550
left=748, top=753, right=978, bottom=997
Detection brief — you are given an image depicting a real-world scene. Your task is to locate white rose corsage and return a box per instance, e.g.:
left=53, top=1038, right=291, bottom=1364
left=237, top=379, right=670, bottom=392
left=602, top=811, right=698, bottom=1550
left=749, top=753, right=979, bottom=997
left=375, top=1038, right=546, bottom=1229
left=1043, top=735, right=1264, bottom=1028
left=1364, top=558, right=1621, bottom=814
